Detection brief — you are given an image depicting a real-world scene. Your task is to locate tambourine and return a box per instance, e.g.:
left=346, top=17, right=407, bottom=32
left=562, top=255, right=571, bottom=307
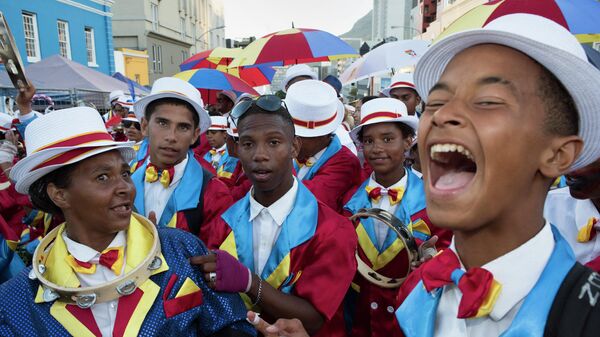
left=30, top=213, right=163, bottom=309
left=349, top=208, right=419, bottom=289
left=0, top=12, right=29, bottom=90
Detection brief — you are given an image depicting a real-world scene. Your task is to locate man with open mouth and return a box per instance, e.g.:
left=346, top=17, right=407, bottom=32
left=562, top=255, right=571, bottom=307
left=394, top=13, right=600, bottom=337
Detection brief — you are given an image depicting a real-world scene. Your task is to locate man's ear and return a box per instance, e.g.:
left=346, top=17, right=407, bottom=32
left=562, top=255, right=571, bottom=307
left=141, top=117, right=149, bottom=137
left=539, top=135, right=583, bottom=178
left=292, top=136, right=301, bottom=159
left=47, top=183, right=70, bottom=210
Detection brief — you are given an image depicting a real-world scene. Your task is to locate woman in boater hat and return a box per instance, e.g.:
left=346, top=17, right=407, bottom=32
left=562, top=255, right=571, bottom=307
left=0, top=107, right=255, bottom=337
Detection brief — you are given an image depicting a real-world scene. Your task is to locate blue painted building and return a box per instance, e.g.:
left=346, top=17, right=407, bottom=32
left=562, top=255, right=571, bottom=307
left=0, top=0, right=115, bottom=75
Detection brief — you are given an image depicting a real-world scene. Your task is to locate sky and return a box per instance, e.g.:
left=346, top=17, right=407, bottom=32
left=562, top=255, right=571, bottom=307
left=223, top=0, right=373, bottom=40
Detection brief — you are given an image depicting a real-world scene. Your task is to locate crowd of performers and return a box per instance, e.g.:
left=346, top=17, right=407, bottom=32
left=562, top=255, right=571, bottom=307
left=0, top=13, right=599, bottom=337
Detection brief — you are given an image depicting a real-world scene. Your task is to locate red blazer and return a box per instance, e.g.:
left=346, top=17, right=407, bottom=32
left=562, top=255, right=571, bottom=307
left=301, top=146, right=362, bottom=213
left=205, top=195, right=358, bottom=337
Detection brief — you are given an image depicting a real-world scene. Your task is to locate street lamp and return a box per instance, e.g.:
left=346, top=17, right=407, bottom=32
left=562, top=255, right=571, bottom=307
left=390, top=25, right=421, bottom=39
left=197, top=25, right=225, bottom=49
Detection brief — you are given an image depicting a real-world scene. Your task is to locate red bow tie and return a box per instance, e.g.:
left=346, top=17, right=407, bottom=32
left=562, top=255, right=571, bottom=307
left=366, top=186, right=403, bottom=205
left=420, top=249, right=502, bottom=318
left=66, top=247, right=125, bottom=276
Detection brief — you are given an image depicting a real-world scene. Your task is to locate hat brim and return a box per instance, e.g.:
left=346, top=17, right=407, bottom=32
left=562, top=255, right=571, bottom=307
left=381, top=84, right=417, bottom=97
left=282, top=73, right=318, bottom=93
left=133, top=93, right=210, bottom=134
left=414, top=28, right=600, bottom=170
left=295, top=100, right=345, bottom=138
left=350, top=116, right=419, bottom=143
left=11, top=142, right=136, bottom=194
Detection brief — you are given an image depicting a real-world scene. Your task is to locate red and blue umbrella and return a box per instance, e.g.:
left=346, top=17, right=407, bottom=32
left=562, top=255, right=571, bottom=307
left=436, top=0, right=600, bottom=43
left=174, top=69, right=259, bottom=104
left=229, top=28, right=359, bottom=68
left=180, top=47, right=275, bottom=87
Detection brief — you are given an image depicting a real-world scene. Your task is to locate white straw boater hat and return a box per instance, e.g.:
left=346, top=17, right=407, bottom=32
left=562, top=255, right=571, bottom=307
left=350, top=97, right=419, bottom=143
left=133, top=77, right=210, bottom=133
left=282, top=64, right=318, bottom=92
left=381, top=72, right=417, bottom=97
left=10, top=107, right=135, bottom=194
left=115, top=95, right=135, bottom=112
left=286, top=80, right=344, bottom=138
left=109, top=90, right=124, bottom=104
left=208, top=116, right=227, bottom=131
left=414, top=13, right=600, bottom=170
left=122, top=113, right=139, bottom=123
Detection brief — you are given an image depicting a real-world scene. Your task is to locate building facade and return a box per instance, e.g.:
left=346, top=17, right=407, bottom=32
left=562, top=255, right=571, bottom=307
left=112, top=0, right=225, bottom=84
left=0, top=0, right=115, bottom=75
left=419, top=0, right=488, bottom=39
left=114, top=48, right=150, bottom=86
left=372, top=0, right=419, bottom=41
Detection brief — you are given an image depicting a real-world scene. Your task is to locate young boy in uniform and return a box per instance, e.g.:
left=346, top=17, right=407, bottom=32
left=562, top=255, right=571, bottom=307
left=381, top=73, right=421, bottom=116
left=343, top=98, right=449, bottom=337
left=131, top=77, right=233, bottom=243
left=204, top=116, right=229, bottom=170
left=287, top=80, right=362, bottom=212
left=395, top=14, right=600, bottom=336
left=194, top=95, right=357, bottom=337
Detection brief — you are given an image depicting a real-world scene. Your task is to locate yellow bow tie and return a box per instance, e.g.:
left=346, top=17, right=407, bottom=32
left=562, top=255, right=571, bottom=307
left=65, top=246, right=125, bottom=276
left=210, top=149, right=225, bottom=156
left=577, top=217, right=599, bottom=242
left=145, top=164, right=174, bottom=188
left=365, top=186, right=405, bottom=206
left=297, top=158, right=315, bottom=168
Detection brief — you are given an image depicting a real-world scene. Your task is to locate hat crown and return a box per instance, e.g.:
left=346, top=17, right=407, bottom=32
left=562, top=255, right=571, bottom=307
left=389, top=72, right=415, bottom=87
left=149, top=77, right=204, bottom=108
left=360, top=98, right=408, bottom=122
left=24, top=107, right=110, bottom=156
left=109, top=90, right=125, bottom=102
left=483, top=14, right=586, bottom=61
left=210, top=116, right=227, bottom=125
left=286, top=80, right=338, bottom=120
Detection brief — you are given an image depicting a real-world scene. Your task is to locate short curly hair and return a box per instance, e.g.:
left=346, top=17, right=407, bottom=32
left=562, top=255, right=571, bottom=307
left=27, top=163, right=78, bottom=215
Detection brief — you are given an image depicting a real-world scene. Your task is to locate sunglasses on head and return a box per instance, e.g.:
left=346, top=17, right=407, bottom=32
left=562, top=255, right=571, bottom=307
left=231, top=95, right=285, bottom=119
left=122, top=120, right=141, bottom=130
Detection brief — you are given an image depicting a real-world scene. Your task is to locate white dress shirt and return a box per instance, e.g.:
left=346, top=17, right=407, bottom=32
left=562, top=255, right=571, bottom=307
left=62, top=231, right=127, bottom=337
left=144, top=155, right=188, bottom=222
left=367, top=171, right=408, bottom=249
left=250, top=178, right=298, bottom=275
left=544, top=187, right=600, bottom=264
left=434, top=223, right=554, bottom=337
left=297, top=148, right=326, bottom=180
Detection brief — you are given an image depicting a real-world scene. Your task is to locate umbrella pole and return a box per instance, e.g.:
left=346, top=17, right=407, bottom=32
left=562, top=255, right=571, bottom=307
left=369, top=77, right=374, bottom=96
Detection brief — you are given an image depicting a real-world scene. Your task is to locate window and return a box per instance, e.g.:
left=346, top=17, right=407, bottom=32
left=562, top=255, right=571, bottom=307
left=57, top=20, right=71, bottom=59
left=157, top=45, right=162, bottom=72
left=181, top=50, right=188, bottom=63
left=22, top=12, right=41, bottom=62
left=84, top=27, right=97, bottom=66
left=152, top=44, right=162, bottom=73
left=151, top=45, right=157, bottom=72
left=151, top=3, right=159, bottom=31
left=180, top=17, right=186, bottom=39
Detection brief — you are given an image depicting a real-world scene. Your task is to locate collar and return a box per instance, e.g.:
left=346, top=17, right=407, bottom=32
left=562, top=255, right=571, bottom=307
left=147, top=154, right=188, bottom=186
left=249, top=177, right=298, bottom=226
left=575, top=198, right=600, bottom=231
left=62, top=231, right=126, bottom=263
left=307, top=147, right=327, bottom=165
left=448, top=222, right=554, bottom=321
left=367, top=169, right=408, bottom=191
left=216, top=143, right=227, bottom=153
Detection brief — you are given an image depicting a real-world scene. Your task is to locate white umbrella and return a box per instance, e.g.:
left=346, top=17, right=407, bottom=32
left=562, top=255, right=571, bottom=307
left=340, top=40, right=430, bottom=84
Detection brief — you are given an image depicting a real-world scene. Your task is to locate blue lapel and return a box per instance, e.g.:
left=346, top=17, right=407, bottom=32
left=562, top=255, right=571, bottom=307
left=132, top=150, right=204, bottom=227
left=203, top=151, right=211, bottom=164
left=395, top=225, right=576, bottom=337
left=219, top=155, right=239, bottom=175
left=221, top=181, right=319, bottom=278
left=296, top=135, right=342, bottom=181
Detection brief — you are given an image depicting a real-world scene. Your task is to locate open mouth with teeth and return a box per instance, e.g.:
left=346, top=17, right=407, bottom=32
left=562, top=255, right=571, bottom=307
left=429, top=143, right=477, bottom=192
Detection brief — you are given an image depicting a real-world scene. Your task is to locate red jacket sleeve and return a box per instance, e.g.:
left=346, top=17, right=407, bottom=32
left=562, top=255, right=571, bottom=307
left=302, top=147, right=362, bottom=212
left=292, top=204, right=358, bottom=320
left=199, top=177, right=233, bottom=244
